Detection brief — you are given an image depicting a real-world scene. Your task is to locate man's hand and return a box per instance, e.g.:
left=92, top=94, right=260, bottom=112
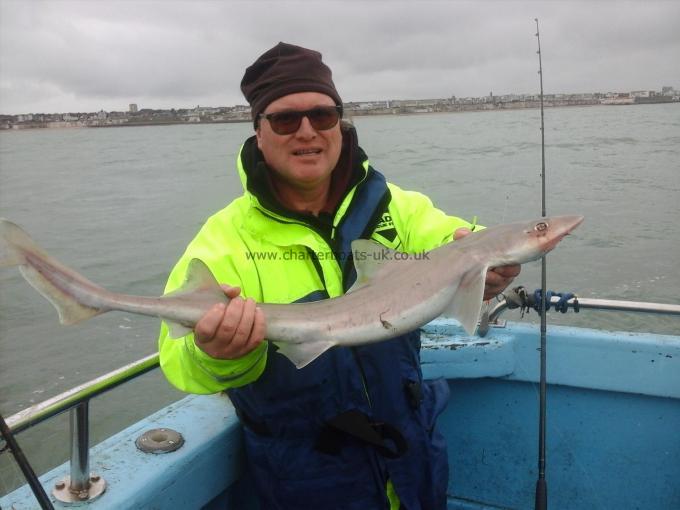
left=454, top=228, right=521, bottom=300
left=194, top=285, right=266, bottom=359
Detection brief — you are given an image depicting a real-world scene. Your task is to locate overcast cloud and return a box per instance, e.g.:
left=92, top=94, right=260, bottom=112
left=1, top=0, right=678, bottom=115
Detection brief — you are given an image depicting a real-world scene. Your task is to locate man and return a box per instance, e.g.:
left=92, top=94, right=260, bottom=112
left=159, top=42, right=519, bottom=510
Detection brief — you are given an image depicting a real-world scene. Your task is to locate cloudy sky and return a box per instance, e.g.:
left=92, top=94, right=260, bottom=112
left=1, top=0, right=678, bottom=115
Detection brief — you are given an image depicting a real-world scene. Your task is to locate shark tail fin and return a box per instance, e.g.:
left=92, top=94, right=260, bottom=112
left=0, top=218, right=105, bottom=325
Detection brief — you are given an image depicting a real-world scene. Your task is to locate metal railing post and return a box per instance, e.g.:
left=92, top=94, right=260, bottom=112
left=69, top=402, right=90, bottom=491
left=53, top=401, right=106, bottom=502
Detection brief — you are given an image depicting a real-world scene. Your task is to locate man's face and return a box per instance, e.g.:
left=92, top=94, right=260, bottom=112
left=256, top=92, right=342, bottom=191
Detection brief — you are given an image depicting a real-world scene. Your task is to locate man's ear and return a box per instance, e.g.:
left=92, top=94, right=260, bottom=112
left=255, top=128, right=262, bottom=149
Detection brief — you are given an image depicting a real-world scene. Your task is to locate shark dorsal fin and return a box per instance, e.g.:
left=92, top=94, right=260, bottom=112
left=163, top=259, right=228, bottom=338
left=346, top=239, right=397, bottom=293
left=167, top=258, right=225, bottom=298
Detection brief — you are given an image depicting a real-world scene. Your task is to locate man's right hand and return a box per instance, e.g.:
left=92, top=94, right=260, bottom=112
left=194, top=285, right=266, bottom=359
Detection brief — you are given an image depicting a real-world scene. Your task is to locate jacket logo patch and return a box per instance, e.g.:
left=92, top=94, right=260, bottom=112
left=372, top=213, right=399, bottom=244
left=375, top=213, right=394, bottom=231
left=375, top=228, right=398, bottom=242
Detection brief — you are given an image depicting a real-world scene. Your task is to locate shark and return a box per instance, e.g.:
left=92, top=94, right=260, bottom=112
left=0, top=215, right=583, bottom=368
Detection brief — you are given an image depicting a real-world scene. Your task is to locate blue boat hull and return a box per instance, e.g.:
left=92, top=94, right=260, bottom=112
left=2, top=319, right=679, bottom=509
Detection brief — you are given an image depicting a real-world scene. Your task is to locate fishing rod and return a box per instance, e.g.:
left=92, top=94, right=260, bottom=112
left=0, top=413, right=55, bottom=509
left=534, top=17, right=548, bottom=510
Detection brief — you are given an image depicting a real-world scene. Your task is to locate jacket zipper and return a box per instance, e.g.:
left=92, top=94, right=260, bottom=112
left=254, top=182, right=376, bottom=411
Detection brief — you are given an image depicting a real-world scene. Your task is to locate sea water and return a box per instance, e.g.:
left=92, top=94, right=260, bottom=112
left=1, top=103, right=679, bottom=492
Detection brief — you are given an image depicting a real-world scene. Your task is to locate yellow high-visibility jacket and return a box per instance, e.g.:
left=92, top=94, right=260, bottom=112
left=159, top=135, right=475, bottom=394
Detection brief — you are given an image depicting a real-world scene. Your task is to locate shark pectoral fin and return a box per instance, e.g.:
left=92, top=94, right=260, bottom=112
left=347, top=239, right=397, bottom=293
left=274, top=340, right=336, bottom=369
left=166, top=320, right=193, bottom=339
left=446, top=265, right=488, bottom=335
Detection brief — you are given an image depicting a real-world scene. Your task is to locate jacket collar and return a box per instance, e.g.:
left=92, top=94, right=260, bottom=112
left=236, top=126, right=371, bottom=241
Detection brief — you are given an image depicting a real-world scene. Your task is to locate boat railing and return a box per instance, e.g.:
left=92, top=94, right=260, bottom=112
left=2, top=297, right=679, bottom=503
left=1, top=353, right=159, bottom=503
left=479, top=296, right=680, bottom=336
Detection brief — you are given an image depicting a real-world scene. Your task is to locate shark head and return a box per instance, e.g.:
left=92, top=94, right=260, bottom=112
left=530, top=215, right=584, bottom=254
left=464, top=215, right=584, bottom=267
left=501, top=216, right=583, bottom=264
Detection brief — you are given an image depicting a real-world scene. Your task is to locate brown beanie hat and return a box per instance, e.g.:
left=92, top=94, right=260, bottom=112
left=241, top=42, right=342, bottom=126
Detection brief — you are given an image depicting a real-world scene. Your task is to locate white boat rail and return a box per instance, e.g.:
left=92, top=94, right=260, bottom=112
left=480, top=296, right=680, bottom=336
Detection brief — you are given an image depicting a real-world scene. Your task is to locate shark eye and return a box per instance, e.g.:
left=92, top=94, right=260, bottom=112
left=534, top=221, right=549, bottom=232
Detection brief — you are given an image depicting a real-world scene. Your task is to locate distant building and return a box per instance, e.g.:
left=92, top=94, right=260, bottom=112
left=129, top=104, right=138, bottom=113
left=194, top=105, right=221, bottom=115
left=631, top=90, right=651, bottom=98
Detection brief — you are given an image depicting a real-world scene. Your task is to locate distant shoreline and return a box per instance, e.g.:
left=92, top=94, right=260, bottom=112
left=2, top=98, right=677, bottom=131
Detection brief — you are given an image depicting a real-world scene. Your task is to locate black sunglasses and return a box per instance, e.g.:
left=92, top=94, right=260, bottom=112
left=259, top=105, right=343, bottom=135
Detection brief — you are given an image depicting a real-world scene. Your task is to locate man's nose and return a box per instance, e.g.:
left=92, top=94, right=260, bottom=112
left=295, top=115, right=317, bottom=138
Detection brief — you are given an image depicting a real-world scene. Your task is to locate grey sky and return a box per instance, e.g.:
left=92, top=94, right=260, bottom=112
left=1, top=0, right=678, bottom=115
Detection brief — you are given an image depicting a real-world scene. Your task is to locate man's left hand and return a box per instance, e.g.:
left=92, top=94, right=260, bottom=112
left=454, top=227, right=521, bottom=300
left=483, top=265, right=521, bottom=300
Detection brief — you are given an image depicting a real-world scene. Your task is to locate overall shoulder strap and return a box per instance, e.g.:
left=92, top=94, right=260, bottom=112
left=335, top=168, right=391, bottom=291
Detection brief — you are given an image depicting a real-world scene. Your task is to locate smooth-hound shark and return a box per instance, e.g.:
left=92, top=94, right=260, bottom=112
left=0, top=216, right=583, bottom=368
